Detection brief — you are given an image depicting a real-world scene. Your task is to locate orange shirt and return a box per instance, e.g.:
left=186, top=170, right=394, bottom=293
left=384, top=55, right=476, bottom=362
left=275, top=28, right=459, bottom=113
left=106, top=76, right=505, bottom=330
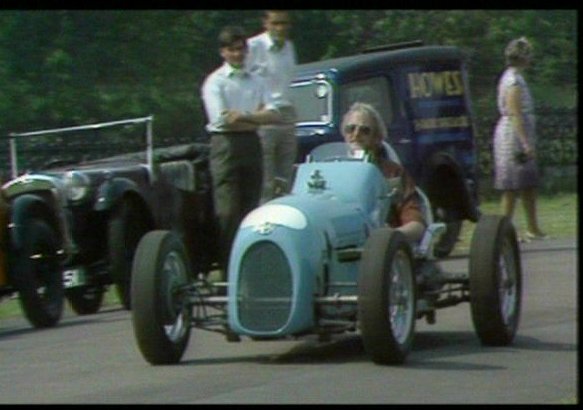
left=371, top=147, right=426, bottom=228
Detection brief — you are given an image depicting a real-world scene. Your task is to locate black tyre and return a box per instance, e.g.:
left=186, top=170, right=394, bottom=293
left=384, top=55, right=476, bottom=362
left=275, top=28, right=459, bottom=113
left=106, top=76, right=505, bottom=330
left=358, top=228, right=416, bottom=365
left=109, top=200, right=149, bottom=310
left=433, top=207, right=462, bottom=258
left=131, top=230, right=192, bottom=365
left=11, top=218, right=64, bottom=328
left=469, top=215, right=522, bottom=346
left=67, top=285, right=105, bottom=315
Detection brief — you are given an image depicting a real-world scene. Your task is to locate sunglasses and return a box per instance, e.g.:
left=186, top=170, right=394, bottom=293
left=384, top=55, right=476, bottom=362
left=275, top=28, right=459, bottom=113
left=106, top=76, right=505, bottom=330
left=344, top=124, right=372, bottom=136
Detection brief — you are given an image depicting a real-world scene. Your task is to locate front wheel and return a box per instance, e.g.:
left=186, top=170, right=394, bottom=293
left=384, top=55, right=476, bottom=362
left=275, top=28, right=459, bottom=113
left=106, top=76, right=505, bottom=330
left=131, top=230, right=192, bottom=365
left=358, top=228, right=416, bottom=365
left=11, top=218, right=64, bottom=328
left=469, top=215, right=522, bottom=346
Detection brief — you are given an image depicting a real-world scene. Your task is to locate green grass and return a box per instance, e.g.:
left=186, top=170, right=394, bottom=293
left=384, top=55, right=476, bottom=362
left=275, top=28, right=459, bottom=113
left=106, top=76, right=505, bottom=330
left=558, top=396, right=578, bottom=405
left=1, top=192, right=578, bottom=322
left=454, top=192, right=578, bottom=255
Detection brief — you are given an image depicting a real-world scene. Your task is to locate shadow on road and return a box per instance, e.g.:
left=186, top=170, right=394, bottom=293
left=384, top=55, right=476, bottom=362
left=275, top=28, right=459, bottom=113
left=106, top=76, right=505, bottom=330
left=513, top=334, right=577, bottom=352
left=0, top=317, right=98, bottom=340
left=0, top=305, right=127, bottom=340
left=178, top=328, right=548, bottom=370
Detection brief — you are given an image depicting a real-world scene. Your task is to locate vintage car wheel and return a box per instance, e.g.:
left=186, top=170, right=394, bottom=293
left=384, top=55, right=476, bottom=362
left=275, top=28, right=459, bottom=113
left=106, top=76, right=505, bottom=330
left=469, top=215, right=522, bottom=346
left=67, top=285, right=105, bottom=315
left=109, top=200, right=149, bottom=310
left=11, top=218, right=64, bottom=328
left=358, top=228, right=416, bottom=365
left=131, top=230, right=192, bottom=365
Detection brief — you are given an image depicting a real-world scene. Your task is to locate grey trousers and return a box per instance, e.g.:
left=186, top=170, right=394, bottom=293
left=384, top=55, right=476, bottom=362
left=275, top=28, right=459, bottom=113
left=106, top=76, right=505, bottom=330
left=209, top=132, right=263, bottom=276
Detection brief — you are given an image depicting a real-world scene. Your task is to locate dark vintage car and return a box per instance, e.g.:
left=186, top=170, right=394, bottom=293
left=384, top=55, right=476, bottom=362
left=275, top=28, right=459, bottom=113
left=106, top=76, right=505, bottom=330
left=288, top=41, right=481, bottom=257
left=2, top=116, right=218, bottom=321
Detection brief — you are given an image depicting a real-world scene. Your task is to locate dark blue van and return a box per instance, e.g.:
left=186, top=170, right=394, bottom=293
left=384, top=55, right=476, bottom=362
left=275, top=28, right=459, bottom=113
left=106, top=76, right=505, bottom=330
left=289, top=42, right=480, bottom=256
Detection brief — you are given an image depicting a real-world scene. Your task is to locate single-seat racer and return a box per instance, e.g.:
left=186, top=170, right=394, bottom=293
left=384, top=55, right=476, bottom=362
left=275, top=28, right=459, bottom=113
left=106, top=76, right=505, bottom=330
left=131, top=141, right=522, bottom=365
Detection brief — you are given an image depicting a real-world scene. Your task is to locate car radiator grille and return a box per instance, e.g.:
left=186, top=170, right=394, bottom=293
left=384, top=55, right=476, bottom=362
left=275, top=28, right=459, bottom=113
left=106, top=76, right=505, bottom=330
left=237, top=241, right=293, bottom=332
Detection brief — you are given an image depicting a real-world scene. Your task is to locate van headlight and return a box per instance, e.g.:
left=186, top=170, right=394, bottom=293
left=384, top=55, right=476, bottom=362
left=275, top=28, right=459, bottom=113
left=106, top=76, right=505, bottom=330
left=64, top=171, right=90, bottom=202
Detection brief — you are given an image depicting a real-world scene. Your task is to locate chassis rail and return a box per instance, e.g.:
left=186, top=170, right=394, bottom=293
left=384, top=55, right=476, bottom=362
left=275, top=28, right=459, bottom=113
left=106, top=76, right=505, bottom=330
left=185, top=272, right=472, bottom=337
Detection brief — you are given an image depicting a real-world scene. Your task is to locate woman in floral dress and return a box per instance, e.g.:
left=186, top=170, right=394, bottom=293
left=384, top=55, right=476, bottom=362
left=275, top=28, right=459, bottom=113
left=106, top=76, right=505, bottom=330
left=493, top=37, right=547, bottom=240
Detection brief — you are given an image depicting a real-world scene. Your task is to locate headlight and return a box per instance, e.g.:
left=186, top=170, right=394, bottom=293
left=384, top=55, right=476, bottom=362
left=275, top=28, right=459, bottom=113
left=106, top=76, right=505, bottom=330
left=315, top=83, right=329, bottom=99
left=64, top=171, right=90, bottom=202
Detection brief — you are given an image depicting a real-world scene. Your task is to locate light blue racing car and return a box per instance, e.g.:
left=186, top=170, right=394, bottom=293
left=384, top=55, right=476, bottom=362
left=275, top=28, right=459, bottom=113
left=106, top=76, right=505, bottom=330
left=131, top=142, right=522, bottom=365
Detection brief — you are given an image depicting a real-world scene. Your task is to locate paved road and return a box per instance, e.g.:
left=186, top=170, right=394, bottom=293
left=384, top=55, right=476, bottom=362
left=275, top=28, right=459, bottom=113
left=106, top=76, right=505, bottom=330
left=0, top=238, right=577, bottom=404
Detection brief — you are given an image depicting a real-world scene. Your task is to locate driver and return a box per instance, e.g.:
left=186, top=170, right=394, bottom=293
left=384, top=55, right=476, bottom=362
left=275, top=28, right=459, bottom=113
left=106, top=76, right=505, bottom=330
left=341, top=102, right=426, bottom=242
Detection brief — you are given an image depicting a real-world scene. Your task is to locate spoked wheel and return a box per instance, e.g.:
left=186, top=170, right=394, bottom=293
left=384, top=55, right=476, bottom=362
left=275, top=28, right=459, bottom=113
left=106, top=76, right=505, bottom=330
left=11, top=218, right=64, bottom=328
left=131, top=230, right=192, bottom=365
left=469, top=215, right=522, bottom=346
left=358, top=228, right=416, bottom=365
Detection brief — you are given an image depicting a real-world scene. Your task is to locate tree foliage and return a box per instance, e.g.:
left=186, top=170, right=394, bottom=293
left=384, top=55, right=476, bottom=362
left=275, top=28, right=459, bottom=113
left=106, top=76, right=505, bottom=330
left=0, top=10, right=577, bottom=179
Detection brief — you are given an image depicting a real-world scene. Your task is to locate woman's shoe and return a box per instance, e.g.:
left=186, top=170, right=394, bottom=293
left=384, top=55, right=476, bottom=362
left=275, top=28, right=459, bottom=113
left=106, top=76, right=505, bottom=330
left=525, top=230, right=550, bottom=241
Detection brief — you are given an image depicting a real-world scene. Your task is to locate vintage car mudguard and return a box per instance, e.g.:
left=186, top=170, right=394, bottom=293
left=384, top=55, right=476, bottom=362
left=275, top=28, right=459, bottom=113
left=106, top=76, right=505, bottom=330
left=227, top=160, right=390, bottom=336
left=93, top=176, right=145, bottom=211
left=5, top=193, right=61, bottom=253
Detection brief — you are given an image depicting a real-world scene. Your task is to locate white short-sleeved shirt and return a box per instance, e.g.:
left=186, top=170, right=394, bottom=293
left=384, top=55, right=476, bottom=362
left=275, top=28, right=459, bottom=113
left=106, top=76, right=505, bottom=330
left=201, top=63, right=275, bottom=133
left=246, top=32, right=297, bottom=105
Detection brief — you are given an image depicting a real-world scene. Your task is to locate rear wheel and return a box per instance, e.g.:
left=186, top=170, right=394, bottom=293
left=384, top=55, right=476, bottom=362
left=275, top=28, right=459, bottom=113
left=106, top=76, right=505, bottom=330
left=67, top=285, right=105, bottom=315
left=469, top=215, right=522, bottom=346
left=358, top=228, right=416, bottom=365
left=11, top=218, right=64, bottom=328
left=131, top=230, right=192, bottom=365
left=109, top=200, right=149, bottom=310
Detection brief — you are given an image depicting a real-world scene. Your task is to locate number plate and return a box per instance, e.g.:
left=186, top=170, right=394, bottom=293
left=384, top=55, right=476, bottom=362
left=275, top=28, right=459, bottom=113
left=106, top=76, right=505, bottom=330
left=63, top=268, right=86, bottom=288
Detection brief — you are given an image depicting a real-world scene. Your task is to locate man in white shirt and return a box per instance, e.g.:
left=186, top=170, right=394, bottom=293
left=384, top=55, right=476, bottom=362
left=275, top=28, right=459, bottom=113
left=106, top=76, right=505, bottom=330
left=201, top=25, right=281, bottom=279
left=246, top=10, right=298, bottom=203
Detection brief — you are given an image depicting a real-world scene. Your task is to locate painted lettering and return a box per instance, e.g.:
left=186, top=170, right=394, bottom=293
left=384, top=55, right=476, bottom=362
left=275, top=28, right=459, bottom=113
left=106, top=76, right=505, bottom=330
left=413, top=115, right=469, bottom=131
left=408, top=70, right=465, bottom=99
